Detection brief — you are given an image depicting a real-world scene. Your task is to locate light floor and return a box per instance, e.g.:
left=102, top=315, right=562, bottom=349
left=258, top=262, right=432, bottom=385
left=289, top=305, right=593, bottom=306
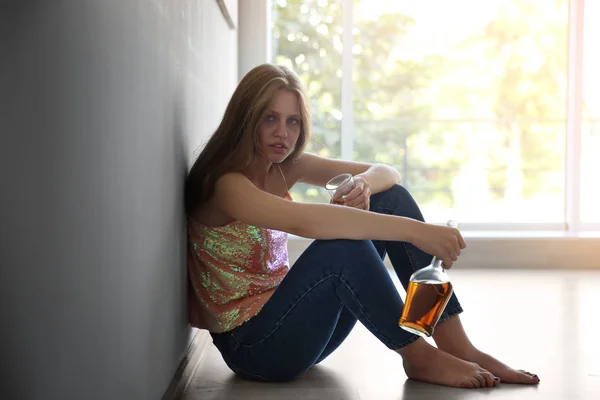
left=182, top=269, right=600, bottom=400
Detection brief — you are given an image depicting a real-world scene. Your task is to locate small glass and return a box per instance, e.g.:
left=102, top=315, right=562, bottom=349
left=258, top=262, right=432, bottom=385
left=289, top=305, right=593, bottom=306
left=325, top=173, right=355, bottom=205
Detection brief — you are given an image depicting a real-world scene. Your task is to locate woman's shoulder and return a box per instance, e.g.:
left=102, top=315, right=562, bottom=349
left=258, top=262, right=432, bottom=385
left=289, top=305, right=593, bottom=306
left=192, top=172, right=268, bottom=227
left=190, top=197, right=235, bottom=227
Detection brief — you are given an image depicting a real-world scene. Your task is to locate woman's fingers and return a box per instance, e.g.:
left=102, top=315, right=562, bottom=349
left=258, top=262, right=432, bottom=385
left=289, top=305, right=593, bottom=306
left=441, top=254, right=454, bottom=269
left=332, top=192, right=369, bottom=210
left=457, top=230, right=467, bottom=249
left=345, top=185, right=371, bottom=207
left=345, top=194, right=362, bottom=206
left=448, top=245, right=458, bottom=261
left=445, top=229, right=465, bottom=267
left=345, top=193, right=369, bottom=210
left=442, top=241, right=458, bottom=267
left=344, top=180, right=365, bottom=204
left=454, top=236, right=462, bottom=256
left=348, top=200, right=367, bottom=210
left=344, top=185, right=362, bottom=203
left=413, top=223, right=467, bottom=268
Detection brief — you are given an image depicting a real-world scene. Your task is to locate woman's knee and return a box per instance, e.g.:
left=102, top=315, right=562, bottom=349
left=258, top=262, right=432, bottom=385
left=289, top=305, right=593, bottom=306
left=373, top=184, right=413, bottom=204
left=370, top=184, right=424, bottom=221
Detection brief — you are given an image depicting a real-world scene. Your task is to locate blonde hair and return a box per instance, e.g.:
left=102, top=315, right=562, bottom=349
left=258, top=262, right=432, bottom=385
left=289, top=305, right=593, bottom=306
left=185, top=64, right=312, bottom=214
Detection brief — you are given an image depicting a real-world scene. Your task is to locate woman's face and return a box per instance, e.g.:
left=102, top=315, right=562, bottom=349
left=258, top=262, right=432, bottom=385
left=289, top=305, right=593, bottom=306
left=256, top=90, right=302, bottom=164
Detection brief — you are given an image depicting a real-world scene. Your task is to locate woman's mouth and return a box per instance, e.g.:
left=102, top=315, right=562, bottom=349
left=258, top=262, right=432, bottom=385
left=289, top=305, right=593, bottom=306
left=269, top=144, right=287, bottom=154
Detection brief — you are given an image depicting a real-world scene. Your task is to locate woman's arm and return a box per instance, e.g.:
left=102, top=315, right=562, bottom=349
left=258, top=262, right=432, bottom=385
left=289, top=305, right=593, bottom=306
left=288, top=152, right=400, bottom=195
left=215, top=172, right=465, bottom=268
left=353, top=163, right=400, bottom=195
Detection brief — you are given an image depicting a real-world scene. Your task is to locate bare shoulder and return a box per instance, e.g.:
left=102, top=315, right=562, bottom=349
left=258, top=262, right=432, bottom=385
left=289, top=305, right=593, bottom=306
left=192, top=173, right=248, bottom=227
left=213, top=172, right=255, bottom=201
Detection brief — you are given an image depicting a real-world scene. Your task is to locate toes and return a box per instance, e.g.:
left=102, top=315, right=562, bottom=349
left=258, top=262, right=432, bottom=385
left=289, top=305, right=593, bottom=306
left=484, top=373, right=501, bottom=387
left=516, top=370, right=540, bottom=384
left=484, top=372, right=499, bottom=387
left=462, top=374, right=501, bottom=389
left=475, top=374, right=487, bottom=387
left=461, top=380, right=475, bottom=389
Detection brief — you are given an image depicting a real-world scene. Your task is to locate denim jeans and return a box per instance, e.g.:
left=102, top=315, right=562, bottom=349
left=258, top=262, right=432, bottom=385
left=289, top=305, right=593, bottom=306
left=210, top=184, right=463, bottom=382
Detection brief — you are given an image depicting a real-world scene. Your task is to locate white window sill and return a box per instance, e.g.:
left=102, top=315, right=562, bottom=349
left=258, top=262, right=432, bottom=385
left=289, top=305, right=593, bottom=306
left=287, top=232, right=600, bottom=270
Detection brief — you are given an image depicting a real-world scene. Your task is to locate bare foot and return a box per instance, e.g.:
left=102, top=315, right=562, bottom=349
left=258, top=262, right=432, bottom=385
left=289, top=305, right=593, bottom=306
left=431, top=315, right=539, bottom=385
left=398, top=339, right=500, bottom=389
left=445, top=346, right=540, bottom=385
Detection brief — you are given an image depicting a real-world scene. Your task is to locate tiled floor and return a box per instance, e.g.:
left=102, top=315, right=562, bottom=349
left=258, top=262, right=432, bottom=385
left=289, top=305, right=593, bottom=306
left=182, top=269, right=600, bottom=399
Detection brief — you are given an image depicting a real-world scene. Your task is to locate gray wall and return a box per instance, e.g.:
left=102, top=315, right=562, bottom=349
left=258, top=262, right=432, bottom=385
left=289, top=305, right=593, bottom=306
left=0, top=1, right=237, bottom=399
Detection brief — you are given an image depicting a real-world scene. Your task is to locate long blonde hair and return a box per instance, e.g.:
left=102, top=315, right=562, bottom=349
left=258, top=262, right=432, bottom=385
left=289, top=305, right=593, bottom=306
left=185, top=64, right=312, bottom=214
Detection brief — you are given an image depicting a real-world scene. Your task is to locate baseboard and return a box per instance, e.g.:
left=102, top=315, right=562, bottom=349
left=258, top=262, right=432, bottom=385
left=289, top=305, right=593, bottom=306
left=162, top=329, right=211, bottom=400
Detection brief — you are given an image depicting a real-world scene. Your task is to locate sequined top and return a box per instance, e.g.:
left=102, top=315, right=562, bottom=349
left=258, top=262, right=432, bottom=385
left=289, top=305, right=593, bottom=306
left=187, top=193, right=292, bottom=333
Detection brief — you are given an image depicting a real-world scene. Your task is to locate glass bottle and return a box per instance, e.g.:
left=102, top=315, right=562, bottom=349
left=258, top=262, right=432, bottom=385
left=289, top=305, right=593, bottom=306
left=398, top=221, right=458, bottom=337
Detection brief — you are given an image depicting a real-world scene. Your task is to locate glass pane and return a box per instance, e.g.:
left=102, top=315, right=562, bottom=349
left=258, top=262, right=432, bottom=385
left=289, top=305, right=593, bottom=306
left=581, top=0, right=600, bottom=223
left=581, top=121, right=600, bottom=223
left=352, top=0, right=567, bottom=223
left=271, top=0, right=342, bottom=203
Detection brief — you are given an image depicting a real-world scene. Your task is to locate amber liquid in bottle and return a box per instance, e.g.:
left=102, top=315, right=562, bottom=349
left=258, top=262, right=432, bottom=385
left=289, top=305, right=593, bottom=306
left=399, top=280, right=453, bottom=337
left=399, top=221, right=458, bottom=337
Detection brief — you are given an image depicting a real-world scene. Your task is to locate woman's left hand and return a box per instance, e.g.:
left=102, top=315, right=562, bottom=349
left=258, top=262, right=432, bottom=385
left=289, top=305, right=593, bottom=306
left=344, top=176, right=371, bottom=210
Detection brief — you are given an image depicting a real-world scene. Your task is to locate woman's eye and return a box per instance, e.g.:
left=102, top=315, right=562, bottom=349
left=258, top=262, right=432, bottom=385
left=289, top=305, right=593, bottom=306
left=265, top=115, right=276, bottom=122
left=288, top=118, right=299, bottom=125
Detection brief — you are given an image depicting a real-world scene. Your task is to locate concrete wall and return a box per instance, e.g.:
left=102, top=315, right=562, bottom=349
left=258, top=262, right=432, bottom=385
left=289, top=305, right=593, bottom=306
left=0, top=1, right=237, bottom=399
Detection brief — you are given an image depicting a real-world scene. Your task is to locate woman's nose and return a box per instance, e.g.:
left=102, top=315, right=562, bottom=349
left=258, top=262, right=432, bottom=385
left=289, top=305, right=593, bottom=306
left=275, top=121, right=288, bottom=137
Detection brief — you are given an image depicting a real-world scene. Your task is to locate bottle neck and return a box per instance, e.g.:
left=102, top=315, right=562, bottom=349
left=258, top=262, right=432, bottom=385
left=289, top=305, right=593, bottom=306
left=431, top=256, right=444, bottom=269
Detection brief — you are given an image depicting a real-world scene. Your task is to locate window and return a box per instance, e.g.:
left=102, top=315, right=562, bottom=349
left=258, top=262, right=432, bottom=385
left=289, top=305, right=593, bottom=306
left=352, top=0, right=566, bottom=223
left=270, top=0, right=594, bottom=230
left=581, top=0, right=600, bottom=223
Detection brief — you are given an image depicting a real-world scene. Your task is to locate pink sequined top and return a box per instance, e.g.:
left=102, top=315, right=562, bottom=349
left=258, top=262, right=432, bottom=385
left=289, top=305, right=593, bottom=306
left=187, top=193, right=292, bottom=333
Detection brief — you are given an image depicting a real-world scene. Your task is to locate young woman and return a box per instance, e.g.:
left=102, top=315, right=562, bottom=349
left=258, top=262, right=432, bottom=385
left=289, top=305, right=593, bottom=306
left=185, top=63, right=539, bottom=389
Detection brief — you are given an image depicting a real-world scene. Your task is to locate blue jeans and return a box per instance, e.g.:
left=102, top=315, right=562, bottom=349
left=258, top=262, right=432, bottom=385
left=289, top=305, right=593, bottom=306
left=210, top=185, right=463, bottom=382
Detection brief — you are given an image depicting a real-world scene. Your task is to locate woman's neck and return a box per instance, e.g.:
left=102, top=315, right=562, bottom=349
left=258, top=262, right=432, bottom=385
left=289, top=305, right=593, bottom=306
left=245, top=158, right=274, bottom=190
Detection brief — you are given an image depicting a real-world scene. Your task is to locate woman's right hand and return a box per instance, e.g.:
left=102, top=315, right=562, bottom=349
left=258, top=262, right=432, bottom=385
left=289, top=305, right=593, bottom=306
left=410, top=222, right=467, bottom=269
